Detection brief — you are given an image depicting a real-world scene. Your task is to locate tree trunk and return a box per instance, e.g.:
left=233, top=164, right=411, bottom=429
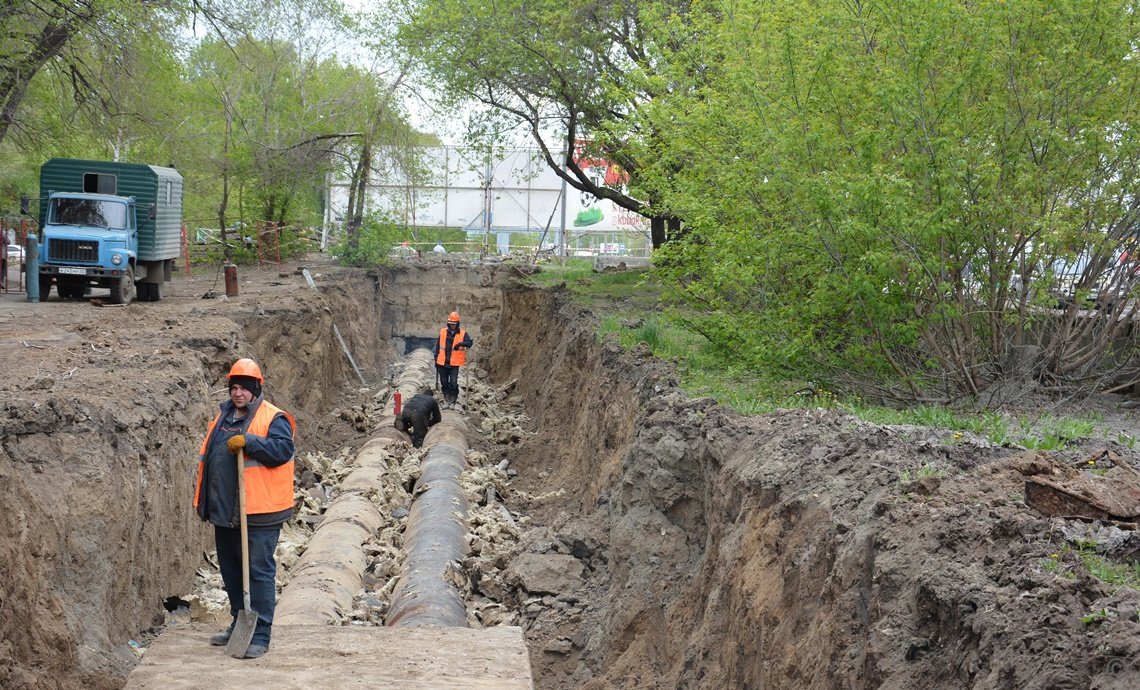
left=352, top=141, right=372, bottom=231
left=0, top=13, right=78, bottom=147
left=345, top=155, right=362, bottom=241
left=649, top=215, right=681, bottom=249
left=218, top=106, right=233, bottom=261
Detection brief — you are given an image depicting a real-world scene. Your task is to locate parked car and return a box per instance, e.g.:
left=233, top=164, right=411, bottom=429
left=1047, top=249, right=1138, bottom=309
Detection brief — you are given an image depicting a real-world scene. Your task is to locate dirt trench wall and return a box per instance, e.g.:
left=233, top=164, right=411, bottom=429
left=378, top=262, right=508, bottom=353
left=486, top=285, right=671, bottom=515
left=0, top=357, right=214, bottom=689
left=489, top=286, right=1140, bottom=689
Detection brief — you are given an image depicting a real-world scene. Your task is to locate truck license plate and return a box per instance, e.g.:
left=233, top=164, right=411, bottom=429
left=58, top=267, right=87, bottom=275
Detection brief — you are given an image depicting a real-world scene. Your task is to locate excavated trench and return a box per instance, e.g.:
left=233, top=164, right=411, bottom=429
left=2, top=259, right=1140, bottom=689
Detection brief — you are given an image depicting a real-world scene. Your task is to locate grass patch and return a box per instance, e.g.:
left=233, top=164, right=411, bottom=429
left=528, top=260, right=660, bottom=309
left=1048, top=542, right=1140, bottom=591
left=527, top=258, right=597, bottom=286
left=898, top=461, right=947, bottom=484
left=526, top=262, right=1107, bottom=451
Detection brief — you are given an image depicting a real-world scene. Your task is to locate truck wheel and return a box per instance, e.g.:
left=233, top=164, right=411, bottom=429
left=137, top=282, right=153, bottom=301
left=148, top=280, right=164, bottom=302
left=110, top=266, right=134, bottom=305
left=38, top=275, right=52, bottom=300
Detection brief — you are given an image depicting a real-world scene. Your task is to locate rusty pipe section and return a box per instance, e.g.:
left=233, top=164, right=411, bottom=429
left=275, top=352, right=435, bottom=625
left=385, top=417, right=471, bottom=627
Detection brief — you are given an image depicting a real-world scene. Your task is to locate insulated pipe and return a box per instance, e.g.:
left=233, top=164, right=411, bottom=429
left=275, top=352, right=435, bottom=624
left=368, top=348, right=437, bottom=444
left=385, top=417, right=471, bottom=627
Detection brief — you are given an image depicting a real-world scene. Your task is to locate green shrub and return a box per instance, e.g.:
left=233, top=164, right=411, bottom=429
left=332, top=212, right=407, bottom=269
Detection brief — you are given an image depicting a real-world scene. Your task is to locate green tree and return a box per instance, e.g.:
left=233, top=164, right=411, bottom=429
left=648, top=0, right=1140, bottom=402
left=183, top=0, right=407, bottom=257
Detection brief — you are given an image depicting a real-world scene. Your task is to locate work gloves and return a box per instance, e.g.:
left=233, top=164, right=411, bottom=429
left=226, top=434, right=247, bottom=454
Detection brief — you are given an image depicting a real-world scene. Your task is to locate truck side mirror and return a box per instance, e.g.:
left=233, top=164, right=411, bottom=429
left=19, top=193, right=29, bottom=215
left=148, top=203, right=156, bottom=220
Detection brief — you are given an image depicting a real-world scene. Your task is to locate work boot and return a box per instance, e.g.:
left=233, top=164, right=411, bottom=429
left=244, top=644, right=269, bottom=659
left=209, top=630, right=231, bottom=646
left=209, top=620, right=235, bottom=646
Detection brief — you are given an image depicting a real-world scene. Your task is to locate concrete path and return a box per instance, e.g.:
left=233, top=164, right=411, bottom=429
left=125, top=623, right=533, bottom=689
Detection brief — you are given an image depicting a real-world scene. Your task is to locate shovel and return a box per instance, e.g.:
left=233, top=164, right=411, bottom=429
left=462, top=353, right=472, bottom=409
left=225, top=448, right=258, bottom=659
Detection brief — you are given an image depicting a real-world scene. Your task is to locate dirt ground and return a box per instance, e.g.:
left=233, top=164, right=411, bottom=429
left=2, top=257, right=1140, bottom=689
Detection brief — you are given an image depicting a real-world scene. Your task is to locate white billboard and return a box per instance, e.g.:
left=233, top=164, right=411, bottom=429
left=325, top=146, right=651, bottom=238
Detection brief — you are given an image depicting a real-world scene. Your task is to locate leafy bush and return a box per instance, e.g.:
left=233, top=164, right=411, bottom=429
left=331, top=212, right=408, bottom=269
left=647, top=0, right=1140, bottom=402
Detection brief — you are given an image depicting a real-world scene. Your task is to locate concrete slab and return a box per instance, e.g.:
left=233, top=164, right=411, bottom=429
left=125, top=623, right=534, bottom=689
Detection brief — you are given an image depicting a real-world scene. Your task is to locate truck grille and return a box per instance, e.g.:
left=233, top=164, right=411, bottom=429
left=48, top=239, right=99, bottom=263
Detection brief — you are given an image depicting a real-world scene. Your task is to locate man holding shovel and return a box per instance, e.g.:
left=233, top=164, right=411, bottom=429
left=194, top=358, right=295, bottom=659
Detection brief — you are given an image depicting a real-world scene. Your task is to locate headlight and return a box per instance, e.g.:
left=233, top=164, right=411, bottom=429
left=111, top=253, right=123, bottom=265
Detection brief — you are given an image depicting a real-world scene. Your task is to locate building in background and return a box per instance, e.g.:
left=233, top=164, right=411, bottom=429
left=323, top=146, right=650, bottom=256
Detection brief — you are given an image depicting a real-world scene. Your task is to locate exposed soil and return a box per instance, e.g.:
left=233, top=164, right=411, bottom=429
left=2, top=258, right=1140, bottom=689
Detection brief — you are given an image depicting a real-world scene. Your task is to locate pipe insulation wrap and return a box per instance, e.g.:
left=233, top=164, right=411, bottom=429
left=275, top=353, right=436, bottom=624
left=274, top=493, right=383, bottom=625
left=385, top=419, right=471, bottom=627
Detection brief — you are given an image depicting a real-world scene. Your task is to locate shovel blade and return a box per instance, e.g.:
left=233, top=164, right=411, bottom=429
left=225, top=608, right=258, bottom=659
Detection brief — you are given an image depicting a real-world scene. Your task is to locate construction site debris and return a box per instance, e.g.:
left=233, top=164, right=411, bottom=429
left=1015, top=450, right=1140, bottom=521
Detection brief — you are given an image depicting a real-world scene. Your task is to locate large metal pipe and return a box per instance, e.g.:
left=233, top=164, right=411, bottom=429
left=275, top=351, right=435, bottom=624
left=385, top=417, right=471, bottom=627
left=274, top=438, right=391, bottom=625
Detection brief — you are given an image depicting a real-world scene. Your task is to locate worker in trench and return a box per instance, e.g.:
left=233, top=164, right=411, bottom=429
left=193, top=358, right=296, bottom=659
left=394, top=385, right=442, bottom=448
left=433, top=310, right=473, bottom=409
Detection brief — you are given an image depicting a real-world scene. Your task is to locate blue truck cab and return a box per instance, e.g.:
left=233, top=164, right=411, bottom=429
left=34, top=159, right=183, bottom=304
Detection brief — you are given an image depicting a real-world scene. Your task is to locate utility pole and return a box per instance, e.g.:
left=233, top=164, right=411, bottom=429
left=483, top=155, right=493, bottom=256
left=559, top=140, right=568, bottom=267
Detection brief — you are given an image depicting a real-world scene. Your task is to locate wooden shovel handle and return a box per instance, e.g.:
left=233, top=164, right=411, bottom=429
left=237, top=447, right=251, bottom=605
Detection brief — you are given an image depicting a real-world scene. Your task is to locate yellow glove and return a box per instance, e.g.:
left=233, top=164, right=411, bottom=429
left=226, top=434, right=247, bottom=454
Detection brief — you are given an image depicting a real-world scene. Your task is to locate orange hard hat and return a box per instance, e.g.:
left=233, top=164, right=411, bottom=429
left=448, top=311, right=460, bottom=323
left=228, top=358, right=263, bottom=382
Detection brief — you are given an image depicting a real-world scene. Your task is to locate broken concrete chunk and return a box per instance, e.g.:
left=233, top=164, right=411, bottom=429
left=504, top=552, right=585, bottom=595
left=543, top=637, right=574, bottom=654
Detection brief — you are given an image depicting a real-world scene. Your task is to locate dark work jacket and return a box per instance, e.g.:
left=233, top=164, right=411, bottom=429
left=396, top=393, right=442, bottom=448
left=198, top=396, right=296, bottom=528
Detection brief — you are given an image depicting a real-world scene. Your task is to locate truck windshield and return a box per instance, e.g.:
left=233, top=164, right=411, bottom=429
left=50, top=198, right=128, bottom=229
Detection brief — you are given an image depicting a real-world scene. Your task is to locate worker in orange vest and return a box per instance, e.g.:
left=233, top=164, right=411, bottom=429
left=433, top=311, right=473, bottom=408
left=194, top=358, right=295, bottom=659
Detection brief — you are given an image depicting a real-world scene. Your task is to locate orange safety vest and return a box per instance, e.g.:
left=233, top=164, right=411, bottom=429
left=194, top=400, right=296, bottom=515
left=436, top=327, right=467, bottom=367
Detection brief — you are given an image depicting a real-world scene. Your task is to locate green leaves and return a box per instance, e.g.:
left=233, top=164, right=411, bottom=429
left=649, top=0, right=1140, bottom=400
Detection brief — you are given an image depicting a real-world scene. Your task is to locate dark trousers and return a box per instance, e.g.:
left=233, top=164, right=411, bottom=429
left=436, top=364, right=460, bottom=401
left=215, top=524, right=281, bottom=646
left=399, top=409, right=429, bottom=448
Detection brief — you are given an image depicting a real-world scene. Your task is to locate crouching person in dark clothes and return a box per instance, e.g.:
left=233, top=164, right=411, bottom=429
left=395, top=386, right=442, bottom=448
left=194, top=358, right=296, bottom=659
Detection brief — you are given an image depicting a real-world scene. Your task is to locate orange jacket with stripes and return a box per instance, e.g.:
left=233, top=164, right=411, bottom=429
left=194, top=400, right=296, bottom=516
